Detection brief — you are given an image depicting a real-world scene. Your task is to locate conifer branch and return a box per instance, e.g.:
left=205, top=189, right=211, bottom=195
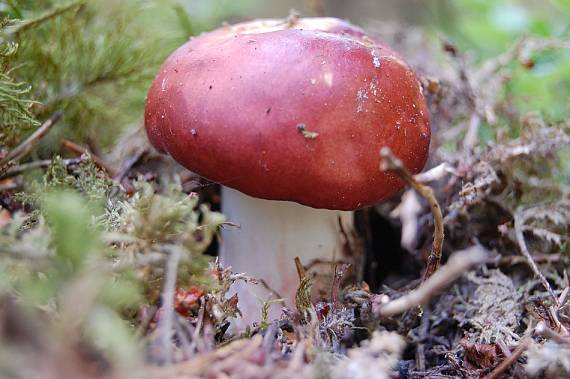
left=5, top=1, right=85, bottom=36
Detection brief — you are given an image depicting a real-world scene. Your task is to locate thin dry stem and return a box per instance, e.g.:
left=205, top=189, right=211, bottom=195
left=380, top=147, right=445, bottom=280
left=413, top=162, right=457, bottom=183
left=1, top=111, right=63, bottom=166
left=0, top=158, right=83, bottom=179
left=227, top=271, right=284, bottom=300
left=61, top=138, right=115, bottom=175
left=375, top=245, right=487, bottom=317
left=514, top=207, right=558, bottom=305
left=483, top=336, right=531, bottom=379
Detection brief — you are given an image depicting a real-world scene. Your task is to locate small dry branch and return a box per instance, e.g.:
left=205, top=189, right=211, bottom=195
left=1, top=111, right=62, bottom=166
left=483, top=336, right=531, bottom=379
left=380, top=147, right=444, bottom=280
left=374, top=245, right=487, bottom=317
left=413, top=162, right=457, bottom=183
left=514, top=207, right=558, bottom=305
left=61, top=138, right=115, bottom=175
left=0, top=158, right=82, bottom=179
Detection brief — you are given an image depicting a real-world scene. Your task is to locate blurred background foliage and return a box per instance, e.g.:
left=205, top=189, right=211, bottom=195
left=0, top=0, right=568, bottom=375
left=431, top=0, right=570, bottom=122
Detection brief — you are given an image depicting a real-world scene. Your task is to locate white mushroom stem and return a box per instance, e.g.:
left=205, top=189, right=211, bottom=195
left=220, top=187, right=354, bottom=326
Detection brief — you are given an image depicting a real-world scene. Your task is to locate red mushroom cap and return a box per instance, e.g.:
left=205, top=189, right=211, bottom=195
left=145, top=18, right=430, bottom=210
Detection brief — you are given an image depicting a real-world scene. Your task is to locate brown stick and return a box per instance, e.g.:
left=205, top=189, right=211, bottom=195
left=0, top=158, right=83, bottom=179
left=380, top=147, right=445, bottom=280
left=483, top=337, right=531, bottom=379
left=61, top=139, right=115, bottom=175
left=1, top=111, right=63, bottom=166
left=375, top=245, right=487, bottom=317
left=413, top=162, right=456, bottom=183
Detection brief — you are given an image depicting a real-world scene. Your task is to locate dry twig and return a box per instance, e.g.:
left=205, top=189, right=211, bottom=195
left=0, top=111, right=63, bottom=166
left=374, top=245, right=487, bottom=317
left=514, top=207, right=558, bottom=305
left=483, top=336, right=531, bottom=379
left=380, top=147, right=444, bottom=280
left=413, top=162, right=457, bottom=183
left=61, top=138, right=115, bottom=175
left=0, top=158, right=83, bottom=179
left=392, top=164, right=457, bottom=250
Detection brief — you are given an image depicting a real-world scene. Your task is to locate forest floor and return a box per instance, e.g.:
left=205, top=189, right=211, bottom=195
left=1, top=9, right=569, bottom=379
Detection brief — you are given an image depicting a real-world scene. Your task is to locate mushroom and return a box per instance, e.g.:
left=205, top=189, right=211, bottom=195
left=145, top=17, right=430, bottom=324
